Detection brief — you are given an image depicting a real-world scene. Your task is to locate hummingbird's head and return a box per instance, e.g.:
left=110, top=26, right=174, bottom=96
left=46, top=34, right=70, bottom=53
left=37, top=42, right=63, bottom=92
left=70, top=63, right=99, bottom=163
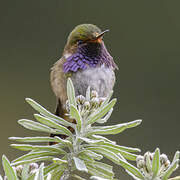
left=63, top=24, right=118, bottom=73
left=65, top=24, right=109, bottom=50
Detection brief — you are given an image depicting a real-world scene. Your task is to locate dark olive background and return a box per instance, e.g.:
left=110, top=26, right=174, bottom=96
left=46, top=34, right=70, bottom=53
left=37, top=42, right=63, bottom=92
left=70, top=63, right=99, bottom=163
left=0, top=0, right=180, bottom=179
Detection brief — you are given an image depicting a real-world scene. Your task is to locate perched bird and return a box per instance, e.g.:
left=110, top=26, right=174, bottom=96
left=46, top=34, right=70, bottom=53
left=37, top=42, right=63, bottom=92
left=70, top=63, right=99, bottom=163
left=50, top=24, right=118, bottom=141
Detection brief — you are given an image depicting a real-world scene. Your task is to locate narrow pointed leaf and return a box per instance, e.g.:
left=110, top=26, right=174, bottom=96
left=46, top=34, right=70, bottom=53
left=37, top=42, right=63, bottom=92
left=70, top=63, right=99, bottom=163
left=172, top=151, right=180, bottom=163
left=118, top=159, right=144, bottom=179
left=89, top=120, right=142, bottom=135
left=12, top=156, right=54, bottom=166
left=78, top=153, right=95, bottom=162
left=54, top=136, right=72, bottom=148
left=101, top=90, right=113, bottom=107
left=50, top=167, right=65, bottom=180
left=21, top=164, right=30, bottom=179
left=34, top=114, right=72, bottom=136
left=91, top=141, right=140, bottom=153
left=43, top=163, right=60, bottom=176
left=9, top=136, right=57, bottom=143
left=53, top=158, right=67, bottom=164
left=86, top=86, right=91, bottom=101
left=87, top=164, right=112, bottom=179
left=2, top=155, right=18, bottom=180
left=73, top=157, right=88, bottom=172
left=78, top=149, right=103, bottom=161
left=90, top=176, right=109, bottom=180
left=169, top=176, right=180, bottom=180
left=125, top=170, right=142, bottom=180
left=34, top=163, right=44, bottom=180
left=11, top=144, right=66, bottom=154
left=25, top=98, right=74, bottom=127
left=70, top=104, right=81, bottom=131
left=162, top=160, right=179, bottom=180
left=79, top=137, right=104, bottom=144
left=87, top=144, right=137, bottom=161
left=87, top=99, right=117, bottom=125
left=152, top=148, right=160, bottom=178
left=13, top=151, right=58, bottom=163
left=90, top=135, right=116, bottom=145
left=46, top=173, right=52, bottom=180
left=86, top=161, right=114, bottom=178
left=145, top=152, right=152, bottom=173
left=18, top=119, right=56, bottom=134
left=85, top=147, right=121, bottom=165
left=72, top=174, right=87, bottom=180
left=96, top=108, right=113, bottom=124
left=67, top=78, right=77, bottom=107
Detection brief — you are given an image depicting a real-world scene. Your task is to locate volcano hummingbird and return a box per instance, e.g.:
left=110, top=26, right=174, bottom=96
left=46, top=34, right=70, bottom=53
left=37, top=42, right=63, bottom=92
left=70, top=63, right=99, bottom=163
left=50, top=24, right=118, bottom=141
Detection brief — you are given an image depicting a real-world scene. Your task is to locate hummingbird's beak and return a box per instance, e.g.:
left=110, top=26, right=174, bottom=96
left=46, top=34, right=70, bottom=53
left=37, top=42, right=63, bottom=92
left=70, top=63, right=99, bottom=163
left=95, top=29, right=109, bottom=40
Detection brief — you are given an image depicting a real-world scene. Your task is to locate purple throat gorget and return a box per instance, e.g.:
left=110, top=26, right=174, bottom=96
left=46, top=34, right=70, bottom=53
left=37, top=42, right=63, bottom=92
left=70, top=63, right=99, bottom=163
left=63, top=42, right=116, bottom=73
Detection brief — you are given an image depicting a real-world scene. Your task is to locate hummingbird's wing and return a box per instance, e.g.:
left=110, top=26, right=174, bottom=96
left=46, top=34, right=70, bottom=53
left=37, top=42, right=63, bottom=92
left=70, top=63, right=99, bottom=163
left=50, top=57, right=68, bottom=114
left=50, top=57, right=75, bottom=144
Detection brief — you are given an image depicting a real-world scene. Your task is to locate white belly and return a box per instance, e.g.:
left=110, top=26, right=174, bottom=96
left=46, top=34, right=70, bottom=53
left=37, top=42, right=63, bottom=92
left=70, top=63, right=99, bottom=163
left=71, top=65, right=115, bottom=97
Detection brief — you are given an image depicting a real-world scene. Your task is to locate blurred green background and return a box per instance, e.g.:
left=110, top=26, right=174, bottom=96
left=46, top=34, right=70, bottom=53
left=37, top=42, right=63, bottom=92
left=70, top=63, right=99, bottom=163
left=0, top=0, right=180, bottom=179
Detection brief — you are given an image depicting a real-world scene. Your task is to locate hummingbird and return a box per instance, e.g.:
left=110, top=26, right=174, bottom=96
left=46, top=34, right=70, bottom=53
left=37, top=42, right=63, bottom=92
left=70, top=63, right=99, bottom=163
left=50, top=24, right=118, bottom=141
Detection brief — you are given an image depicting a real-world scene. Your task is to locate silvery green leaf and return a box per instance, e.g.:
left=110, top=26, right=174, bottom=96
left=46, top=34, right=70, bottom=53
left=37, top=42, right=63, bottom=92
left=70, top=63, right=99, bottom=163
left=13, top=151, right=58, bottom=163
left=86, top=86, right=91, bottom=101
left=48, top=163, right=67, bottom=179
left=50, top=168, right=64, bottom=180
left=25, top=98, right=74, bottom=128
left=87, top=144, right=137, bottom=161
left=27, top=174, right=36, bottom=180
left=73, top=157, right=88, bottom=172
left=152, top=148, right=160, bottom=178
left=172, top=151, right=180, bottom=164
left=86, top=161, right=114, bottom=178
left=44, top=163, right=60, bottom=176
left=46, top=173, right=52, bottom=180
left=96, top=108, right=113, bottom=124
left=54, top=136, right=72, bottom=148
left=34, top=163, right=44, bottom=180
left=72, top=174, right=87, bottom=180
left=125, top=170, right=142, bottom=180
left=86, top=164, right=113, bottom=179
left=12, top=156, right=54, bottom=166
left=70, top=104, right=82, bottom=132
left=89, top=120, right=142, bottom=135
left=21, top=164, right=30, bottom=179
left=11, top=144, right=66, bottom=154
left=78, top=153, right=94, bottom=162
left=162, top=160, right=179, bottom=180
left=90, top=176, right=109, bottom=180
left=79, top=137, right=104, bottom=144
left=87, top=99, right=117, bottom=125
left=144, top=152, right=152, bottom=174
left=2, top=155, right=18, bottom=180
left=91, top=141, right=140, bottom=153
left=101, top=90, right=113, bottom=107
left=85, top=147, right=121, bottom=165
left=0, top=175, right=3, bottom=180
left=90, top=135, right=116, bottom=145
left=18, top=119, right=56, bottom=134
left=67, top=78, right=77, bottom=107
left=53, top=158, right=67, bottom=164
left=9, top=136, right=57, bottom=143
left=34, top=114, right=72, bottom=137
left=78, top=149, right=103, bottom=161
left=118, top=159, right=144, bottom=179
left=169, top=176, right=180, bottom=180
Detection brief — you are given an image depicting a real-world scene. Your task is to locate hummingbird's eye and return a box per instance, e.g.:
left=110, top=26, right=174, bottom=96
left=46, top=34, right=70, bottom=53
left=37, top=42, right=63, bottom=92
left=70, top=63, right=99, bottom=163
left=77, top=40, right=83, bottom=45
